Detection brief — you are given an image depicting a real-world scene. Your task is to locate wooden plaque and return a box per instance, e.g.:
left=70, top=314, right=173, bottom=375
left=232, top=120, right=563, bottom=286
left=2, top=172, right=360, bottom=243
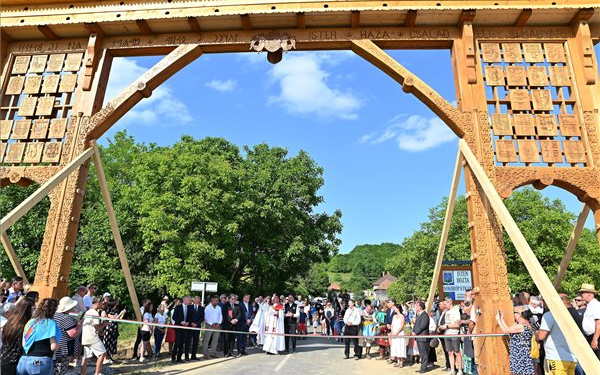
left=42, top=142, right=63, bottom=163
left=548, top=66, right=570, bottom=86
left=544, top=43, right=566, bottom=63
left=23, top=75, right=43, bottom=94
left=29, top=55, right=48, bottom=73
left=558, top=114, right=580, bottom=137
left=12, top=56, right=31, bottom=74
left=18, top=97, right=37, bottom=117
left=491, top=114, right=512, bottom=136
left=484, top=66, right=505, bottom=86
left=536, top=114, right=558, bottom=136
left=506, top=66, right=527, bottom=86
left=5, top=76, right=25, bottom=95
left=1, top=120, right=13, bottom=140
left=495, top=140, right=517, bottom=163
left=47, top=54, right=66, bottom=72
left=531, top=90, right=553, bottom=111
left=59, top=74, right=78, bottom=93
left=481, top=43, right=502, bottom=62
left=12, top=119, right=31, bottom=139
left=23, top=142, right=44, bottom=163
left=30, top=119, right=50, bottom=139
left=5, top=142, right=25, bottom=163
left=540, top=140, right=563, bottom=163
left=502, top=43, right=522, bottom=63
left=523, top=43, right=544, bottom=62
left=35, top=97, right=55, bottom=116
left=48, top=118, right=68, bottom=139
left=64, top=53, right=83, bottom=71
left=41, top=75, right=60, bottom=94
left=527, top=66, right=548, bottom=87
left=0, top=143, right=6, bottom=163
left=513, top=114, right=536, bottom=136
left=563, top=140, right=586, bottom=163
left=517, top=140, right=540, bottom=163
left=509, top=89, right=531, bottom=111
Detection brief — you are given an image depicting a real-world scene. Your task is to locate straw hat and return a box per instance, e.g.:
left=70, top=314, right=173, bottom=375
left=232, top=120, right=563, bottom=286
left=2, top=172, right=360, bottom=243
left=578, top=283, right=598, bottom=294
left=56, top=296, right=78, bottom=313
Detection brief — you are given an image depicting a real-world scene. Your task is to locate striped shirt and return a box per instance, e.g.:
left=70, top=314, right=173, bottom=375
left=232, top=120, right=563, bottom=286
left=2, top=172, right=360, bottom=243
left=53, top=312, right=77, bottom=359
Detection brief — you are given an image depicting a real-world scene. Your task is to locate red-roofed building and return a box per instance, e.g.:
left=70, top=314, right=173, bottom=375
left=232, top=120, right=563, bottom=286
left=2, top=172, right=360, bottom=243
left=372, top=273, right=397, bottom=301
left=328, top=282, right=341, bottom=291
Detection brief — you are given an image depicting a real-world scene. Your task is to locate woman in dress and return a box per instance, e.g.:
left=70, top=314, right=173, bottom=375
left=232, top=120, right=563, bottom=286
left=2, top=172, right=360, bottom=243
left=102, top=299, right=124, bottom=364
left=1, top=299, right=34, bottom=375
left=496, top=305, right=535, bottom=375
left=389, top=304, right=406, bottom=367
left=375, top=304, right=389, bottom=360
left=18, top=298, right=61, bottom=375
left=263, top=295, right=285, bottom=355
left=361, top=300, right=377, bottom=358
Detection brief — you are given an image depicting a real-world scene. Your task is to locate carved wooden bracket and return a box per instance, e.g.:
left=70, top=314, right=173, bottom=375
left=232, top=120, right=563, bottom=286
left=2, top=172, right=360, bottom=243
left=351, top=39, right=466, bottom=138
left=459, top=10, right=477, bottom=84
left=83, top=33, right=103, bottom=91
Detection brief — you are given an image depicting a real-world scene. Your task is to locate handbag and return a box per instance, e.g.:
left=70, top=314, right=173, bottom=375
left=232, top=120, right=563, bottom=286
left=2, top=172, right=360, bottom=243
left=530, top=335, right=540, bottom=359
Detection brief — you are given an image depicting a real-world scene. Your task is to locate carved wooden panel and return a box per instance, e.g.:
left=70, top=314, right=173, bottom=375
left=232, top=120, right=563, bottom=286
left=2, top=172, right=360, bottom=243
left=1, top=52, right=82, bottom=166
left=480, top=41, right=589, bottom=167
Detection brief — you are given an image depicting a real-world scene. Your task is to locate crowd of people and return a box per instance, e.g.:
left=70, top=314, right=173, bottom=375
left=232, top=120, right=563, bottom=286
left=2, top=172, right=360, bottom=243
left=1, top=276, right=599, bottom=375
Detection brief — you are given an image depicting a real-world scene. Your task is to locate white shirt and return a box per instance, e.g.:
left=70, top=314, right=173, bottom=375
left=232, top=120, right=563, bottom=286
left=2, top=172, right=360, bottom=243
left=142, top=312, right=153, bottom=332
left=343, top=307, right=361, bottom=326
left=582, top=298, right=600, bottom=336
left=204, top=304, right=223, bottom=325
left=444, top=306, right=461, bottom=335
left=82, top=308, right=101, bottom=345
left=155, top=312, right=168, bottom=327
left=539, top=311, right=576, bottom=362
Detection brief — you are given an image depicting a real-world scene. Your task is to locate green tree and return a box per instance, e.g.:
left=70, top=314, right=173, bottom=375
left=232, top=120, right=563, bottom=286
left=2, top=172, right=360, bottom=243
left=298, top=263, right=330, bottom=296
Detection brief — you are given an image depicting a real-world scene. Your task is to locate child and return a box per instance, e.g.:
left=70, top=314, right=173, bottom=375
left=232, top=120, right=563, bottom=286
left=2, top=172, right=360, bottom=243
left=298, top=304, right=308, bottom=338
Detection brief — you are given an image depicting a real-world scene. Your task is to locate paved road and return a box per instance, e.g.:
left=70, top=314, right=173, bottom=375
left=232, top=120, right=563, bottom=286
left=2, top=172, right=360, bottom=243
left=112, top=336, right=448, bottom=375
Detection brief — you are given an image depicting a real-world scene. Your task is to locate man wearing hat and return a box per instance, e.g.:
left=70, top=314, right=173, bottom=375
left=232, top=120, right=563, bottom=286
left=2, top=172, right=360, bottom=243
left=579, top=283, right=600, bottom=359
left=54, top=297, right=81, bottom=374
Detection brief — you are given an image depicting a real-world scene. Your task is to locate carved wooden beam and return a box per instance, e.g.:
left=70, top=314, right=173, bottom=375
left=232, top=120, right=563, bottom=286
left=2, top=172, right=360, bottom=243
left=135, top=19, right=154, bottom=35
left=37, top=25, right=59, bottom=40
left=458, top=9, right=476, bottom=26
left=83, top=33, right=103, bottom=91
left=351, top=39, right=465, bottom=137
left=86, top=44, right=203, bottom=140
left=1, top=232, right=30, bottom=286
left=426, top=149, right=463, bottom=312
left=351, top=11, right=360, bottom=28
left=553, top=204, right=590, bottom=289
left=514, top=9, right=532, bottom=27
left=296, top=12, right=306, bottom=29
left=241, top=14, right=252, bottom=30
left=187, top=17, right=202, bottom=32
left=459, top=138, right=600, bottom=375
left=84, top=22, right=105, bottom=37
left=404, top=10, right=417, bottom=27
left=459, top=10, right=477, bottom=84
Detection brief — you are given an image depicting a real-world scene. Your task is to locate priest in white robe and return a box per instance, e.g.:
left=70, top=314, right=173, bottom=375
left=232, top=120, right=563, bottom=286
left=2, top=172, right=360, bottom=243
left=250, top=296, right=271, bottom=345
left=263, top=295, right=285, bottom=354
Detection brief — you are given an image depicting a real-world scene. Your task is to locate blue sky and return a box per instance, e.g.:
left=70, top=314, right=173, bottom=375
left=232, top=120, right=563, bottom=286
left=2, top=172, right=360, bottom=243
left=102, top=47, right=597, bottom=254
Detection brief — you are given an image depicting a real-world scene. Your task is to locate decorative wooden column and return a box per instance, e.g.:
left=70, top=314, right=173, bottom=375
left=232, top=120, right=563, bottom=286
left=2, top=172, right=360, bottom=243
left=450, top=13, right=512, bottom=375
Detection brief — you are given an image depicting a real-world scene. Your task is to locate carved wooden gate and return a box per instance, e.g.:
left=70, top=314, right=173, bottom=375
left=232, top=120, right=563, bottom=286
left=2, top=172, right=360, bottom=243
left=1, top=1, right=599, bottom=373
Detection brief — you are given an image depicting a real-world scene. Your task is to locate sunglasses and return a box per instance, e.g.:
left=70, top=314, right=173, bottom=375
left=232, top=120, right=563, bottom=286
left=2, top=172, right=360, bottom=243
left=574, top=299, right=583, bottom=302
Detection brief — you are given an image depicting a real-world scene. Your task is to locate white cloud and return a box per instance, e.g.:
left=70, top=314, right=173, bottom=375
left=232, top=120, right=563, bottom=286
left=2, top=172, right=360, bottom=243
left=267, top=52, right=362, bottom=120
left=205, top=79, right=237, bottom=92
left=104, top=58, right=192, bottom=127
left=362, top=114, right=456, bottom=152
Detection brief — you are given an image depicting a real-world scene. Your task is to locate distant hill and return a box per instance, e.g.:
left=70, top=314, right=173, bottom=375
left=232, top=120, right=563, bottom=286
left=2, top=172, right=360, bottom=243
left=328, top=243, right=400, bottom=276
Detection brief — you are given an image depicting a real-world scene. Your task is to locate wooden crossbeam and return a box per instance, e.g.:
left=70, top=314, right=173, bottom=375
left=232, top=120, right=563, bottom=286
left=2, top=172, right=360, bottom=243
left=135, top=19, right=154, bottom=35
left=552, top=204, right=590, bottom=289
left=187, top=17, right=202, bottom=32
left=426, top=149, right=463, bottom=312
left=514, top=9, right=533, bottom=27
left=404, top=10, right=417, bottom=27
left=296, top=12, right=306, bottom=29
left=91, top=142, right=142, bottom=322
left=0, top=148, right=94, bottom=230
left=458, top=139, right=600, bottom=375
left=241, top=14, right=252, bottom=30
left=1, top=231, right=30, bottom=285
left=351, top=11, right=360, bottom=28
left=37, top=25, right=59, bottom=40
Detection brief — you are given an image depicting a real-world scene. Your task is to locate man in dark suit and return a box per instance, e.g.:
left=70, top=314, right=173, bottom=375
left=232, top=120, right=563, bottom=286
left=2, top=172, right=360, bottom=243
left=413, top=301, right=431, bottom=373
left=284, top=294, right=300, bottom=353
left=172, top=296, right=193, bottom=363
left=223, top=294, right=241, bottom=358
left=237, top=294, right=254, bottom=355
left=189, top=296, right=205, bottom=360
left=386, top=299, right=397, bottom=328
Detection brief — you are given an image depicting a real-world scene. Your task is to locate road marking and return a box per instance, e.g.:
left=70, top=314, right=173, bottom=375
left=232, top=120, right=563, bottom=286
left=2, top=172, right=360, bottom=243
left=274, top=353, right=291, bottom=372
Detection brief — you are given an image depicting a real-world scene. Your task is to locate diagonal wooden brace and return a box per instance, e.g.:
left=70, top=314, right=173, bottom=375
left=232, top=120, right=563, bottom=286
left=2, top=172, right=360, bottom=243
left=553, top=204, right=590, bottom=289
left=1, top=231, right=30, bottom=285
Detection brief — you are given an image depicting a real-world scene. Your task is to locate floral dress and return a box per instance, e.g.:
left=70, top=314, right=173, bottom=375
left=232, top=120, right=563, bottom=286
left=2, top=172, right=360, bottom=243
left=102, top=307, right=119, bottom=355
left=509, top=326, right=535, bottom=375
left=375, top=310, right=389, bottom=347
left=361, top=308, right=377, bottom=347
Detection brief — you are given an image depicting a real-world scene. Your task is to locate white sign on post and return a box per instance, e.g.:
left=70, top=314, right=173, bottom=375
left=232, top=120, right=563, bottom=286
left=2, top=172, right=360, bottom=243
left=191, top=281, right=218, bottom=304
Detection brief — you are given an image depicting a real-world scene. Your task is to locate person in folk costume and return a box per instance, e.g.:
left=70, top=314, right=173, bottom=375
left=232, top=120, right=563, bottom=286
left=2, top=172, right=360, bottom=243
left=263, top=295, right=285, bottom=355
left=250, top=296, right=271, bottom=346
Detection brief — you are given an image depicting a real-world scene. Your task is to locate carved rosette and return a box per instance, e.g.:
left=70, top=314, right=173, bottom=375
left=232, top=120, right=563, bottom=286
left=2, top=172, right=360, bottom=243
left=250, top=31, right=296, bottom=53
